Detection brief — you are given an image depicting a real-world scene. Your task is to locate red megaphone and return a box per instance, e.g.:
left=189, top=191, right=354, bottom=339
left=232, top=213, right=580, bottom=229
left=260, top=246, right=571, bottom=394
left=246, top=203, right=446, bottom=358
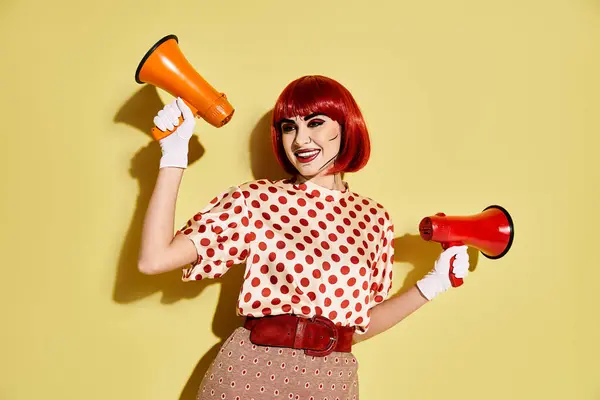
left=419, top=205, right=514, bottom=287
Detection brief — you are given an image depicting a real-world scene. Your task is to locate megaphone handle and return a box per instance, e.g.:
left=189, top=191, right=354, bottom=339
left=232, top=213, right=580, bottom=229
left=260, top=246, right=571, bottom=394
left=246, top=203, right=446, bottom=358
left=441, top=241, right=464, bottom=288
left=150, top=99, right=199, bottom=141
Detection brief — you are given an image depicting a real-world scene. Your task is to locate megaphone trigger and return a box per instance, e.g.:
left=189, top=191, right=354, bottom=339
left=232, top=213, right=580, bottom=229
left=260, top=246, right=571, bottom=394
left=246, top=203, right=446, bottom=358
left=449, top=254, right=463, bottom=288
left=441, top=240, right=466, bottom=287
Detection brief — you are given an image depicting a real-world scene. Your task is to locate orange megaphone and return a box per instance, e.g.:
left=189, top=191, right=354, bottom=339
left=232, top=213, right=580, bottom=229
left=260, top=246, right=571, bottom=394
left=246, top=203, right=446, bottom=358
left=419, top=205, right=515, bottom=287
left=135, top=34, right=234, bottom=140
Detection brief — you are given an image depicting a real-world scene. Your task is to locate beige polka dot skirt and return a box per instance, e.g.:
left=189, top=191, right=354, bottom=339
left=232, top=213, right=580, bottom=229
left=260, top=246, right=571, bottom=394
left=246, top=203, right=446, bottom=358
left=197, top=327, right=359, bottom=400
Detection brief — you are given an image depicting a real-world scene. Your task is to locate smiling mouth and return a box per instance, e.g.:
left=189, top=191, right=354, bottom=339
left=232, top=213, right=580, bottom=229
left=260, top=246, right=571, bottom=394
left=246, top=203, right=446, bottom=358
left=294, top=149, right=321, bottom=163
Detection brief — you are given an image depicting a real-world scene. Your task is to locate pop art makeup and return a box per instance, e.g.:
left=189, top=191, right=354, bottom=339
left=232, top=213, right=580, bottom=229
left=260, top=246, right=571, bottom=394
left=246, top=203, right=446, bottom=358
left=279, top=114, right=342, bottom=179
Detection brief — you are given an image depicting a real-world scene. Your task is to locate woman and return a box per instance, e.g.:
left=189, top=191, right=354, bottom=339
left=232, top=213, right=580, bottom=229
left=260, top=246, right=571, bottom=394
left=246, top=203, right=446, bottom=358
left=138, top=75, right=470, bottom=400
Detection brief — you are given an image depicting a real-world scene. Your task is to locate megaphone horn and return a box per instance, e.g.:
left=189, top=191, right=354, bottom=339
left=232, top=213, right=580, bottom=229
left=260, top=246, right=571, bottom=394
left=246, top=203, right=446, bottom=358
left=135, top=34, right=234, bottom=140
left=419, top=205, right=515, bottom=287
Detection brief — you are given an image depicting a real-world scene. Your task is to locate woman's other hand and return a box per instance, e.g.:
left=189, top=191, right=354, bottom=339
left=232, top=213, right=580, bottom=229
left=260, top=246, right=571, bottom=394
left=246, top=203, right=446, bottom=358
left=416, top=245, right=470, bottom=300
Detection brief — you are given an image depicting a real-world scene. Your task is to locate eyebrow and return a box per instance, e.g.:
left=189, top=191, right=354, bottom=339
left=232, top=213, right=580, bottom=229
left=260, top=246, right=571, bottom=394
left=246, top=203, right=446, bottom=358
left=278, top=113, right=326, bottom=126
left=303, top=113, right=326, bottom=121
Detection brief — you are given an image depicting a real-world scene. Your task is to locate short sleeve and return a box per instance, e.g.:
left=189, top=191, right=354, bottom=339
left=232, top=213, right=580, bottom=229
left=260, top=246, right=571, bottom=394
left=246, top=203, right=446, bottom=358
left=177, top=186, right=254, bottom=281
left=368, top=220, right=394, bottom=307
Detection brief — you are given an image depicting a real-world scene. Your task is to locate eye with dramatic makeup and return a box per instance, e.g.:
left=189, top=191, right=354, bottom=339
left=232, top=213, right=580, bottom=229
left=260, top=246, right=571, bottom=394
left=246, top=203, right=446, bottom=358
left=280, top=122, right=297, bottom=133
left=307, top=118, right=325, bottom=128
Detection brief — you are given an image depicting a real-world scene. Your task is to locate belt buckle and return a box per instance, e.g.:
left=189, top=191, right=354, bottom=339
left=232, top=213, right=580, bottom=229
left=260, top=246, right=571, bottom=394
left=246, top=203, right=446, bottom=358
left=305, top=315, right=338, bottom=357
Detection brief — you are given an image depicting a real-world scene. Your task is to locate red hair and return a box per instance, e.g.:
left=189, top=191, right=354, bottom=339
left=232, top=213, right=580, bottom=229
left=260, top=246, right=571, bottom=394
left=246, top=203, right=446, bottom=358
left=271, top=75, right=371, bottom=176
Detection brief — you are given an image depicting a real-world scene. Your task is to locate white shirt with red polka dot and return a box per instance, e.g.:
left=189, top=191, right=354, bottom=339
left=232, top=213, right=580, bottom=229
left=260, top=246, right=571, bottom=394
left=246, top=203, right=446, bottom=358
left=177, top=178, right=394, bottom=335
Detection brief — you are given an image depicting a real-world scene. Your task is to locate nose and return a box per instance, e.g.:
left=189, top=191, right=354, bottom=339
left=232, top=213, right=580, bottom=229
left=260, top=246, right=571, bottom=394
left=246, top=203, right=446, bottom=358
left=293, top=125, right=312, bottom=146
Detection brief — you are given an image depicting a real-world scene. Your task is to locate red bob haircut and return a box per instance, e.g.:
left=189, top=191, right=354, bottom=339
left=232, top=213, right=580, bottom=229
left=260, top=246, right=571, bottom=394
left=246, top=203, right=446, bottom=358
left=271, top=75, right=371, bottom=176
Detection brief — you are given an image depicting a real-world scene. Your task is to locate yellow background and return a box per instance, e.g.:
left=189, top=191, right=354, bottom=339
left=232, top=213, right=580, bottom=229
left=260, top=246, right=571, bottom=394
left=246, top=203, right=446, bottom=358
left=1, top=0, right=598, bottom=399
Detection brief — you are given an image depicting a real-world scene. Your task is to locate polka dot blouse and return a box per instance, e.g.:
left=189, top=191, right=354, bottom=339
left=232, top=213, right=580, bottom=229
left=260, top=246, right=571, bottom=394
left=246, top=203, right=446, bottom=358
left=177, top=178, right=394, bottom=334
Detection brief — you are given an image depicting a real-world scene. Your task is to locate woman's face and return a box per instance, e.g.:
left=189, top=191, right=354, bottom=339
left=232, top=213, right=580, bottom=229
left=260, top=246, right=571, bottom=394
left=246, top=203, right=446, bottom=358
left=279, top=113, right=342, bottom=178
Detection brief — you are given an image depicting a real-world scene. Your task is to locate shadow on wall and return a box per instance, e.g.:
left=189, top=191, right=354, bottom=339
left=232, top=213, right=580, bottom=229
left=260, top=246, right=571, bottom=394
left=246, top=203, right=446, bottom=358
left=179, top=110, right=292, bottom=400
left=113, top=90, right=288, bottom=400
left=113, top=85, right=206, bottom=305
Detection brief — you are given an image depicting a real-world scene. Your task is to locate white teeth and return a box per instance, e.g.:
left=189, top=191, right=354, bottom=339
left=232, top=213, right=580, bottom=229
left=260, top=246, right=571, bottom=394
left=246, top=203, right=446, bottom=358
left=296, top=150, right=320, bottom=158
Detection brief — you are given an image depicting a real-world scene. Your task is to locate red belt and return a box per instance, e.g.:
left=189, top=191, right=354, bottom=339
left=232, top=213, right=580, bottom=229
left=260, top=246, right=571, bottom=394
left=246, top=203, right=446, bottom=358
left=244, top=314, right=355, bottom=357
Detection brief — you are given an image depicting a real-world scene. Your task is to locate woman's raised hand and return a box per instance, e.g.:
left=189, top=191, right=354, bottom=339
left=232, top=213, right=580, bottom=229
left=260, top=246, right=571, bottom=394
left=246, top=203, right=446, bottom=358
left=155, top=97, right=196, bottom=169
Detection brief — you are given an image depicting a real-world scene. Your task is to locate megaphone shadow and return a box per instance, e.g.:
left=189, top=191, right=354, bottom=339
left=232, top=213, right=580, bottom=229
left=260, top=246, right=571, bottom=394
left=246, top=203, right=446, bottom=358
left=112, top=85, right=206, bottom=305
left=392, top=234, right=480, bottom=295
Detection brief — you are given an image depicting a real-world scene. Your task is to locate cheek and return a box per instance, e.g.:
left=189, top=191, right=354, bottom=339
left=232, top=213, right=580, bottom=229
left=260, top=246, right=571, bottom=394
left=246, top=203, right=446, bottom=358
left=324, top=134, right=342, bottom=155
left=281, top=135, right=295, bottom=157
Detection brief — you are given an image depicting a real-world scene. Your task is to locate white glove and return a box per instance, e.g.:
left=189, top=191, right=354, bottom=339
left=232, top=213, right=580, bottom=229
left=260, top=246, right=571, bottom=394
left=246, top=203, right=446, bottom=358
left=416, top=245, right=470, bottom=301
left=155, top=97, right=196, bottom=169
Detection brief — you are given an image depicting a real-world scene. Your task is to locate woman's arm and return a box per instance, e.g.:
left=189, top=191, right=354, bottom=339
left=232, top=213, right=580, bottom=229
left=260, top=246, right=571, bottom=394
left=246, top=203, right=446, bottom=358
left=137, top=167, right=197, bottom=275
left=137, top=98, right=198, bottom=275
left=353, top=286, right=428, bottom=343
left=353, top=245, right=470, bottom=343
